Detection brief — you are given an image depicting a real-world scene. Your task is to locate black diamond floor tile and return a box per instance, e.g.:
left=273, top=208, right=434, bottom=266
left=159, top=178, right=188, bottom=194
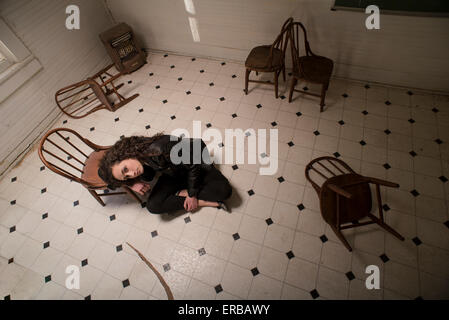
left=412, top=237, right=422, bottom=246
left=232, top=233, right=240, bottom=241
left=346, top=271, right=355, bottom=280
left=310, top=289, right=320, bottom=299
left=380, top=254, right=389, bottom=263
left=215, top=284, right=223, bottom=293
left=251, top=267, right=259, bottom=276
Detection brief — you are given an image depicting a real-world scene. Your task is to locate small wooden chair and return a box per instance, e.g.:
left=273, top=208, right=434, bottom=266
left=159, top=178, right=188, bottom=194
left=289, top=22, right=334, bottom=112
left=244, top=17, right=293, bottom=98
left=55, top=64, right=139, bottom=119
left=38, top=128, right=142, bottom=206
left=305, top=156, right=404, bottom=252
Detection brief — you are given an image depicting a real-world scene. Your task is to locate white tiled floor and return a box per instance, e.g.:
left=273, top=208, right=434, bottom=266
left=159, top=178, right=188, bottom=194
left=1, top=52, right=449, bottom=300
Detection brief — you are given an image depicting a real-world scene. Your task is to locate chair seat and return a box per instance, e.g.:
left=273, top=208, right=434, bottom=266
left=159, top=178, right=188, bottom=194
left=320, top=174, right=372, bottom=226
left=245, top=45, right=283, bottom=71
left=81, top=150, right=107, bottom=186
left=294, top=55, right=333, bottom=83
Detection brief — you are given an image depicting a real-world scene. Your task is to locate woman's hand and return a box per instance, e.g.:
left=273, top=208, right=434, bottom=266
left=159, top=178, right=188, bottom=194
left=184, top=196, right=198, bottom=212
left=130, top=182, right=151, bottom=195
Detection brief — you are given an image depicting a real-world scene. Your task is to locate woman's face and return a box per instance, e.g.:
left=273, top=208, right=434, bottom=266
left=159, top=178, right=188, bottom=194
left=111, top=158, right=143, bottom=181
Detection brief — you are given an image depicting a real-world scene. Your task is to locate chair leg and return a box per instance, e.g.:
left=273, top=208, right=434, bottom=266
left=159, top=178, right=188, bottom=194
left=368, top=214, right=405, bottom=241
left=123, top=185, right=142, bottom=204
left=109, top=93, right=139, bottom=112
left=282, top=66, right=286, bottom=82
left=88, top=189, right=106, bottom=206
left=320, top=83, right=326, bottom=112
left=274, top=71, right=279, bottom=98
left=330, top=225, right=353, bottom=252
left=288, top=78, right=297, bottom=102
left=244, top=69, right=250, bottom=95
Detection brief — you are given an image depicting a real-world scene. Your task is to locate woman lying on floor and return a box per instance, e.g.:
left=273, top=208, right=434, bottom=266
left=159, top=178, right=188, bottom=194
left=98, top=133, right=232, bottom=214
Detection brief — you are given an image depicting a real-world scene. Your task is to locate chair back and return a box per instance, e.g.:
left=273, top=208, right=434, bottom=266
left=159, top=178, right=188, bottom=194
left=55, top=79, right=107, bottom=119
left=268, top=17, right=293, bottom=67
left=305, top=156, right=356, bottom=193
left=38, top=128, right=109, bottom=188
left=289, top=22, right=313, bottom=74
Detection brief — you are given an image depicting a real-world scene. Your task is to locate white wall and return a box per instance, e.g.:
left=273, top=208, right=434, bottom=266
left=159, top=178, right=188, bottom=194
left=105, top=0, right=449, bottom=93
left=0, top=0, right=113, bottom=176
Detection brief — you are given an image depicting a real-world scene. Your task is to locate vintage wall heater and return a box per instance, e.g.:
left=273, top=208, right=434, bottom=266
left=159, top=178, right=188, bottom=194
left=99, top=22, right=146, bottom=74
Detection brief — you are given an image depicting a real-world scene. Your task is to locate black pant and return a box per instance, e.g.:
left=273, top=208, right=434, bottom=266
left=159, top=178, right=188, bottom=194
left=146, top=166, right=232, bottom=214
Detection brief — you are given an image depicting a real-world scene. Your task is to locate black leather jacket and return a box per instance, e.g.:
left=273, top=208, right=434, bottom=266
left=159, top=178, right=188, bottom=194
left=104, top=135, right=211, bottom=198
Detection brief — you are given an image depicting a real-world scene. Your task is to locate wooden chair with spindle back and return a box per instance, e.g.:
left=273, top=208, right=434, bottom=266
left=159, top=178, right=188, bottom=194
left=244, top=17, right=293, bottom=98
left=55, top=64, right=139, bottom=119
left=289, top=22, right=334, bottom=112
left=38, top=128, right=142, bottom=206
left=305, top=156, right=404, bottom=252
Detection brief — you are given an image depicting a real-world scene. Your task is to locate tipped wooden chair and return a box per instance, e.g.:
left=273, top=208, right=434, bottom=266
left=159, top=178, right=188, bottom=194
left=38, top=128, right=142, bottom=206
left=305, top=156, right=404, bottom=252
left=55, top=64, right=139, bottom=119
left=289, top=22, right=334, bottom=112
left=244, top=17, right=293, bottom=98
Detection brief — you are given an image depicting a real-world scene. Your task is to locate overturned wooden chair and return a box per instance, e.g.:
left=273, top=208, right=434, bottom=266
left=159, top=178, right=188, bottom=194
left=305, top=156, right=404, bottom=252
left=55, top=64, right=139, bottom=119
left=38, top=128, right=142, bottom=206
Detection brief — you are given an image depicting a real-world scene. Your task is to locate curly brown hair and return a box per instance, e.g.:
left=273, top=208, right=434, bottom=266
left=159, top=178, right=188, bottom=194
left=98, top=133, right=164, bottom=189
